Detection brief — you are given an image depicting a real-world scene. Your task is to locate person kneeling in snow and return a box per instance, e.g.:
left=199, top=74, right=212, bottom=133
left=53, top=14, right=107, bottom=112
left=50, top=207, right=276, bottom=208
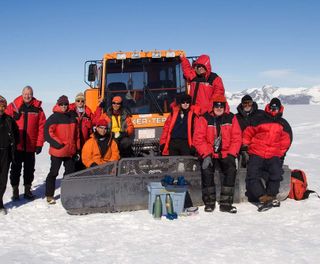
left=81, top=119, right=120, bottom=168
left=193, top=95, right=242, bottom=213
left=243, top=98, right=292, bottom=207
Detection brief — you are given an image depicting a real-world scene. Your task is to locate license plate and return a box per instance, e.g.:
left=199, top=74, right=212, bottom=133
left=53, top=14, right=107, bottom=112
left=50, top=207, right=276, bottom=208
left=138, top=129, right=156, bottom=139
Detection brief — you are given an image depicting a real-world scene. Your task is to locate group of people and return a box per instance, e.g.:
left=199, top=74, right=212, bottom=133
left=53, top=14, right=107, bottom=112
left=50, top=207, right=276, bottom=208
left=160, top=54, right=292, bottom=213
left=0, top=53, right=293, bottom=215
left=0, top=88, right=134, bottom=213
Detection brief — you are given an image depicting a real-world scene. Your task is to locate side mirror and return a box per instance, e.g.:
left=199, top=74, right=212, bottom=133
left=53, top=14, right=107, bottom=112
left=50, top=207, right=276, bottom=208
left=88, top=64, right=97, bottom=82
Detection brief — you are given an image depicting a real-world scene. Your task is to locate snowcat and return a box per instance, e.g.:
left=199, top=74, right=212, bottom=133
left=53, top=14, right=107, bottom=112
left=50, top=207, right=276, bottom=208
left=60, top=49, right=291, bottom=215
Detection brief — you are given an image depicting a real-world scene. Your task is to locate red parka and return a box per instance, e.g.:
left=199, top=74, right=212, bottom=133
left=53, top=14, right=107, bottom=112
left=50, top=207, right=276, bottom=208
left=193, top=105, right=242, bottom=159
left=69, top=103, right=93, bottom=149
left=159, top=104, right=196, bottom=155
left=5, top=95, right=46, bottom=152
left=44, top=105, right=79, bottom=158
left=180, top=55, right=225, bottom=115
left=243, top=104, right=292, bottom=159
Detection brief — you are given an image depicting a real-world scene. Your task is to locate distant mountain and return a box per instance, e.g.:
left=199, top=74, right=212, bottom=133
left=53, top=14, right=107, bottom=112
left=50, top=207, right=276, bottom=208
left=226, top=85, right=320, bottom=105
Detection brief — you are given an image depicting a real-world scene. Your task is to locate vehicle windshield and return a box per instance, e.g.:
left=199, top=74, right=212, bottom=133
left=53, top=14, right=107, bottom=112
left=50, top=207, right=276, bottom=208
left=104, top=57, right=185, bottom=114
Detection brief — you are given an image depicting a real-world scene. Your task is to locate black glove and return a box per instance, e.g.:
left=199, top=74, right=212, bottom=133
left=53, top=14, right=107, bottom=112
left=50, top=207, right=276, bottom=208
left=159, top=144, right=165, bottom=152
left=73, top=153, right=81, bottom=162
left=202, top=156, right=213, bottom=170
left=90, top=162, right=98, bottom=168
left=13, top=112, right=21, bottom=120
left=35, top=146, right=42, bottom=155
left=226, top=154, right=236, bottom=163
left=99, top=100, right=106, bottom=109
left=190, top=145, right=197, bottom=156
left=240, top=145, right=248, bottom=152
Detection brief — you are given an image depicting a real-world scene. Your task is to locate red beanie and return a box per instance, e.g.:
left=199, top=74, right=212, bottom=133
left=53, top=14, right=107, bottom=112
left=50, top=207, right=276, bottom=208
left=96, top=119, right=109, bottom=127
left=57, top=95, right=69, bottom=105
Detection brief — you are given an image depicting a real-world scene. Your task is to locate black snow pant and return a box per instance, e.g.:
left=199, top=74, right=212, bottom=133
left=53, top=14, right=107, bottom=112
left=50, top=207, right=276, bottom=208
left=246, top=154, right=282, bottom=201
left=45, top=156, right=75, bottom=197
left=201, top=156, right=237, bottom=206
left=115, top=136, right=133, bottom=158
left=10, top=150, right=35, bottom=186
left=0, top=149, right=11, bottom=207
left=168, top=138, right=191, bottom=156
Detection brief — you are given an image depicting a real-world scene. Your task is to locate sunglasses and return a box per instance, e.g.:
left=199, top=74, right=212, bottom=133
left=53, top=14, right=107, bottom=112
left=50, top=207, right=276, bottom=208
left=76, top=100, right=84, bottom=103
left=213, top=102, right=226, bottom=108
left=59, top=103, right=68, bottom=106
left=181, top=101, right=190, bottom=104
left=242, top=101, right=253, bottom=106
left=270, top=106, right=279, bottom=111
left=112, top=102, right=121, bottom=105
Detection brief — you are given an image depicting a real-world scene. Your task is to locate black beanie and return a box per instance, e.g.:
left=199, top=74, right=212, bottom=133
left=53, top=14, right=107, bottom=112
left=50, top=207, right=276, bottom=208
left=241, top=95, right=253, bottom=103
left=57, top=95, right=69, bottom=105
left=270, top=98, right=281, bottom=108
left=178, top=94, right=192, bottom=104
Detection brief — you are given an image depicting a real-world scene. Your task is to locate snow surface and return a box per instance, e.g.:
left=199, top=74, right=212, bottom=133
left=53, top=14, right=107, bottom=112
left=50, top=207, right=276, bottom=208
left=1, top=105, right=320, bottom=264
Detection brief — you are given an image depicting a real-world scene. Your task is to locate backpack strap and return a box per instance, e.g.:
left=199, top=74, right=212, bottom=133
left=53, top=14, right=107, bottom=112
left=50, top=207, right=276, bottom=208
left=191, top=72, right=218, bottom=106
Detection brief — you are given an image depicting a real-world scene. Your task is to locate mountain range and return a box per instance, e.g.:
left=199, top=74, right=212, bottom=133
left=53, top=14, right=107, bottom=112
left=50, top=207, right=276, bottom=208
left=226, top=85, right=320, bottom=105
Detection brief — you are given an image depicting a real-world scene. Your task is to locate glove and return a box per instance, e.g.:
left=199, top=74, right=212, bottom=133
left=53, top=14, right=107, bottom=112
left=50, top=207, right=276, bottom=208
left=240, top=145, right=248, bottom=152
left=202, top=156, right=213, bottom=170
left=13, top=112, right=21, bottom=120
left=99, top=100, right=106, bottom=109
left=189, top=145, right=197, bottom=156
left=226, top=154, right=236, bottom=163
left=73, top=153, right=81, bottom=162
left=159, top=144, right=165, bottom=152
left=90, top=162, right=98, bottom=168
left=35, top=146, right=42, bottom=155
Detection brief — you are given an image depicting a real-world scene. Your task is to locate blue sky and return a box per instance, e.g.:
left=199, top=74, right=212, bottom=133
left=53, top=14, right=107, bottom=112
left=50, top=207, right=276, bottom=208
left=1, top=0, right=319, bottom=103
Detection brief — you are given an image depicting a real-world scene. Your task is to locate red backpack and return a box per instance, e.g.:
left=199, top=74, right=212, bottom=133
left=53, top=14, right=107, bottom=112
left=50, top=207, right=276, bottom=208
left=288, top=169, right=319, bottom=200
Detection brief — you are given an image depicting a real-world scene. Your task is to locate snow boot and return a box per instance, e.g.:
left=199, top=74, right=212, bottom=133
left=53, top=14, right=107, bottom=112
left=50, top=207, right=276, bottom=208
left=24, top=185, right=35, bottom=200
left=257, top=198, right=280, bottom=212
left=12, top=186, right=20, bottom=201
left=0, top=200, right=7, bottom=215
left=219, top=204, right=237, bottom=214
left=46, top=196, right=56, bottom=205
left=204, top=204, right=215, bottom=212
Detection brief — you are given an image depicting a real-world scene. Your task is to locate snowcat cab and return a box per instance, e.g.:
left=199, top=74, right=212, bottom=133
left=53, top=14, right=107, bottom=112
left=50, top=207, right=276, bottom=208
left=83, top=50, right=188, bottom=156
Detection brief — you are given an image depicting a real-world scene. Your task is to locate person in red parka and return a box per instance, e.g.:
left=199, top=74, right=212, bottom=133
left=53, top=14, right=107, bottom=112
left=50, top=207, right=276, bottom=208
left=243, top=98, right=292, bottom=207
left=180, top=54, right=225, bottom=115
left=44, top=95, right=78, bottom=204
left=159, top=94, right=196, bottom=156
left=69, top=92, right=93, bottom=171
left=5, top=86, right=46, bottom=200
left=193, top=94, right=242, bottom=213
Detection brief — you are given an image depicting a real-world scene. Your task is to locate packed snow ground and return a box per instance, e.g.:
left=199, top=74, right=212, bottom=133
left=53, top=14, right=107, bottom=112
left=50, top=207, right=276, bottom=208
left=1, top=105, right=320, bottom=264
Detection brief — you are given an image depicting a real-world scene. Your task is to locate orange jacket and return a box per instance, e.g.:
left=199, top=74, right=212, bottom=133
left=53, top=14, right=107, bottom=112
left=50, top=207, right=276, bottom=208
left=81, top=134, right=120, bottom=168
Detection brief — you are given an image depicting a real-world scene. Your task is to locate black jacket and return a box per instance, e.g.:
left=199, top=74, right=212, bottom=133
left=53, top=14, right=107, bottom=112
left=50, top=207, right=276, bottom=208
left=0, top=113, right=19, bottom=160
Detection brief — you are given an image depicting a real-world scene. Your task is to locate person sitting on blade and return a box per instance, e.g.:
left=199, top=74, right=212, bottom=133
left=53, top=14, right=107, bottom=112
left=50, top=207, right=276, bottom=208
left=243, top=97, right=293, bottom=210
left=236, top=94, right=264, bottom=168
left=81, top=119, right=120, bottom=168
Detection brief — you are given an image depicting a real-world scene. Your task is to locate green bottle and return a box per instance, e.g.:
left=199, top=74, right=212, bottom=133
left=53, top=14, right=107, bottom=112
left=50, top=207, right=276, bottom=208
left=153, top=195, right=162, bottom=219
left=165, top=194, right=174, bottom=215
